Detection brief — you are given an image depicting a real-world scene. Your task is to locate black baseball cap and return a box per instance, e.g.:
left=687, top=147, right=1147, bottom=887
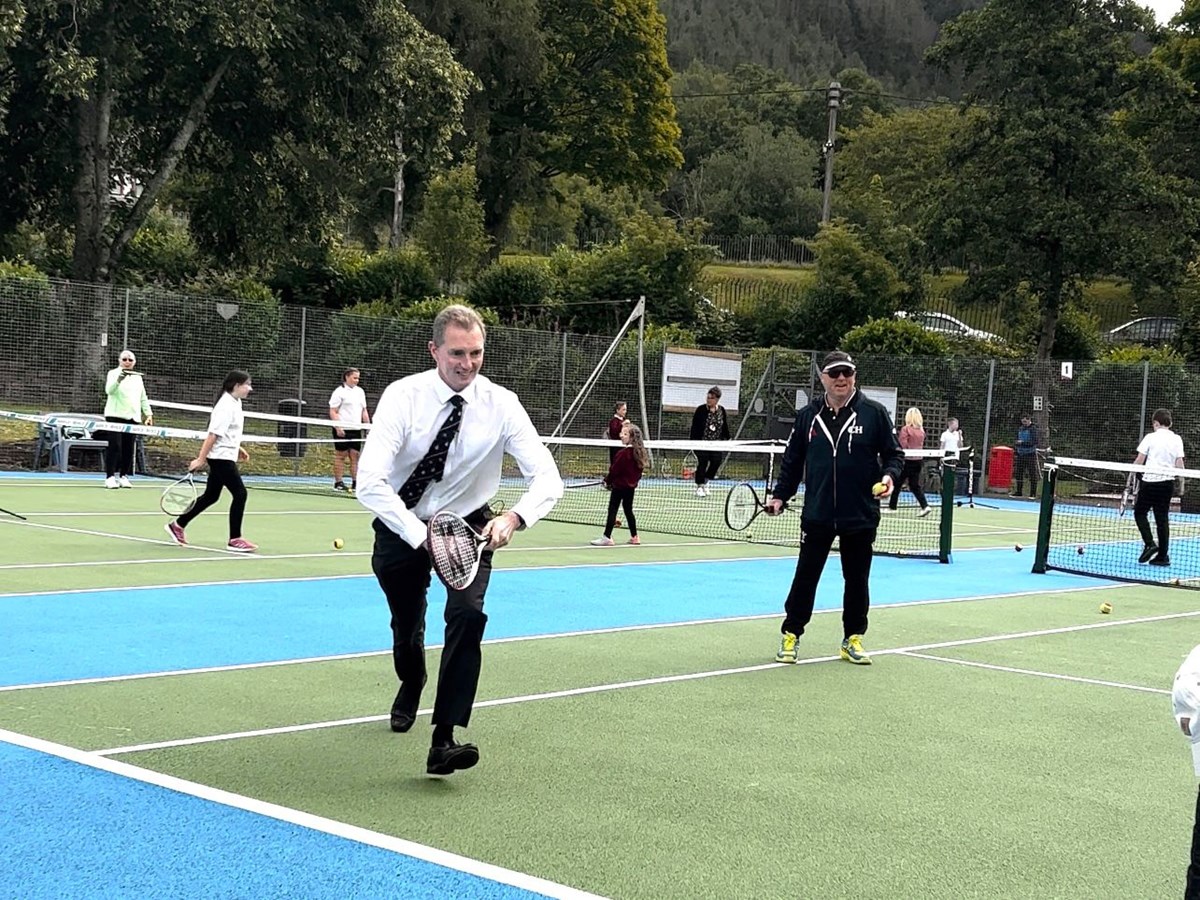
left=821, top=351, right=856, bottom=374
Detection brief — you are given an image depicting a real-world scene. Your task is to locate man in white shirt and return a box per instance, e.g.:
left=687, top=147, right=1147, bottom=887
left=328, top=367, right=370, bottom=493
left=356, top=304, right=563, bottom=776
left=1172, top=643, right=1200, bottom=897
left=1133, top=407, right=1185, bottom=566
left=938, top=417, right=964, bottom=457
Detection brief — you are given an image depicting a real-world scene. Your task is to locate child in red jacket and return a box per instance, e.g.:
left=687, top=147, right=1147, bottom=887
left=591, top=422, right=648, bottom=546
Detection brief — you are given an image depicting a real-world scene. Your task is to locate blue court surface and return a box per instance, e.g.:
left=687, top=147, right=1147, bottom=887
left=1, top=549, right=1099, bottom=687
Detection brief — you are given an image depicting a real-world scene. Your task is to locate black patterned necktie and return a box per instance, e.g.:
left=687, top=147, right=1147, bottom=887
left=399, top=395, right=464, bottom=509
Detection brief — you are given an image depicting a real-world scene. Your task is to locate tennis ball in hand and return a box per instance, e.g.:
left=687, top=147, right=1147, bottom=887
left=332, top=538, right=344, bottom=550
left=872, top=482, right=887, bottom=497
left=1099, top=602, right=1112, bottom=615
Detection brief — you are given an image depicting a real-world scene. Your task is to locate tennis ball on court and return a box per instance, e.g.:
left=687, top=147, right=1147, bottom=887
left=332, top=538, right=344, bottom=550
left=1077, top=545, right=1086, bottom=555
left=1099, top=602, right=1112, bottom=615
left=872, top=482, right=887, bottom=497
left=1014, top=543, right=1024, bottom=552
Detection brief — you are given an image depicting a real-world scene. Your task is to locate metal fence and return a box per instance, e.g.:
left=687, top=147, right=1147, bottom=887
left=1, top=276, right=1196, bottom=490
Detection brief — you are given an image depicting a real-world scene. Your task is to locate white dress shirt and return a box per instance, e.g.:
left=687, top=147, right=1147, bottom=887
left=1174, top=644, right=1200, bottom=776
left=356, top=368, right=563, bottom=548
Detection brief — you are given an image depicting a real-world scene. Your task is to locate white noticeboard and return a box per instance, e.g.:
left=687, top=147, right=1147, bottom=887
left=860, top=386, right=898, bottom=426
left=661, top=347, right=742, bottom=413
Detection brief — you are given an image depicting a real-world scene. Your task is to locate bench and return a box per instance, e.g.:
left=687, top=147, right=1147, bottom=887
left=33, top=415, right=111, bottom=473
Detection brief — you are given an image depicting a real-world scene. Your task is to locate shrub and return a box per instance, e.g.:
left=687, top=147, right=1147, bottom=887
left=119, top=208, right=205, bottom=286
left=349, top=250, right=436, bottom=306
left=842, top=318, right=950, bottom=356
left=466, top=259, right=557, bottom=325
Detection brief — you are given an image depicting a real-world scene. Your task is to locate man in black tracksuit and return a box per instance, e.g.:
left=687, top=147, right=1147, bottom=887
left=766, top=350, right=904, bottom=666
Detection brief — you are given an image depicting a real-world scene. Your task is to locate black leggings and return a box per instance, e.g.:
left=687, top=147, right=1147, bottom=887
left=889, top=460, right=927, bottom=510
left=177, top=459, right=247, bottom=539
left=604, top=487, right=637, bottom=538
left=105, top=416, right=136, bottom=477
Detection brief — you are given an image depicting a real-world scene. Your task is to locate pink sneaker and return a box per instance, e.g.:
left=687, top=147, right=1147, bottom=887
left=227, top=537, right=258, bottom=553
left=165, top=521, right=187, bottom=545
left=628, top=536, right=641, bottom=545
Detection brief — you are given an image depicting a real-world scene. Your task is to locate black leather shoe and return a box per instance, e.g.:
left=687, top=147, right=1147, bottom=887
left=1150, top=553, right=1171, bottom=567
left=1138, top=545, right=1159, bottom=564
left=390, top=688, right=420, bottom=733
left=426, top=741, right=480, bottom=775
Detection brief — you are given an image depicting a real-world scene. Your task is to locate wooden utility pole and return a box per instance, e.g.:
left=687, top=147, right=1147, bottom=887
left=820, top=81, right=841, bottom=224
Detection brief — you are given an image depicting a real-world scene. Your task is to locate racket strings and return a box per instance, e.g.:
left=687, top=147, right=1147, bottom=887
left=428, top=518, right=476, bottom=584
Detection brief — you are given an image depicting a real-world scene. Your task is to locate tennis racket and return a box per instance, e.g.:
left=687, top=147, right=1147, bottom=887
left=724, top=482, right=785, bottom=531
left=1119, top=472, right=1138, bottom=517
left=160, top=474, right=197, bottom=517
left=427, top=511, right=490, bottom=591
left=564, top=480, right=605, bottom=490
left=684, top=449, right=698, bottom=474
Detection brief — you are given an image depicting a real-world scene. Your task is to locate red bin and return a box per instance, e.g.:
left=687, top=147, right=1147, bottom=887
left=989, top=446, right=1014, bottom=490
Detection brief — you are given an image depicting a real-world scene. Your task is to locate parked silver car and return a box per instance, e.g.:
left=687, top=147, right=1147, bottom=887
left=1104, top=316, right=1179, bottom=345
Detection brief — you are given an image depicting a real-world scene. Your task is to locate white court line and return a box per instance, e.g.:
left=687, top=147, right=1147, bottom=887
left=895, top=651, right=1169, bottom=695
left=0, top=517, right=240, bottom=554
left=0, top=729, right=606, bottom=900
left=91, top=602, right=1173, bottom=757
left=20, top=510, right=373, bottom=517
left=0, top=582, right=1124, bottom=694
left=0, top=548, right=795, bottom=591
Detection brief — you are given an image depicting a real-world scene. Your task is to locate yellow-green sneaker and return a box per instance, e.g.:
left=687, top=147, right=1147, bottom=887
left=775, top=631, right=798, bottom=664
left=840, top=634, right=871, bottom=665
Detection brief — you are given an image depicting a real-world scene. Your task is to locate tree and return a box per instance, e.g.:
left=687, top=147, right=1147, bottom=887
left=413, top=164, right=492, bottom=288
left=407, top=0, right=682, bottom=249
left=2, top=0, right=473, bottom=281
left=0, top=0, right=22, bottom=124
left=926, top=0, right=1199, bottom=360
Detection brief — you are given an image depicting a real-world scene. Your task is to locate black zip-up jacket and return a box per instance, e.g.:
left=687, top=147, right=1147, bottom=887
left=771, top=390, right=904, bottom=532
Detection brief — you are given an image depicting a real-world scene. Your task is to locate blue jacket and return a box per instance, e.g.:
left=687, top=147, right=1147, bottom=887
left=1015, top=423, right=1039, bottom=457
left=772, top=391, right=904, bottom=532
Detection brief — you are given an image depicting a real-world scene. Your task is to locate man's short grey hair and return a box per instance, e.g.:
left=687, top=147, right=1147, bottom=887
left=432, top=304, right=487, bottom=346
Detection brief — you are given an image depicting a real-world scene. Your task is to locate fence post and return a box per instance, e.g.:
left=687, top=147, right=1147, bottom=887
left=1139, top=360, right=1149, bottom=433
left=559, top=331, right=567, bottom=431
left=981, top=359, right=996, bottom=490
left=123, top=288, right=130, bottom=351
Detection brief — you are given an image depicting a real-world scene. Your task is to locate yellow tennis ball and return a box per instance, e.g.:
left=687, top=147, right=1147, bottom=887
left=332, top=538, right=344, bottom=550
left=1099, top=602, right=1112, bottom=615
left=872, top=482, right=887, bottom=497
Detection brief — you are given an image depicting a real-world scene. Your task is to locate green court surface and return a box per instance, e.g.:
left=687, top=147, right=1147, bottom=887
left=2, top=477, right=1198, bottom=899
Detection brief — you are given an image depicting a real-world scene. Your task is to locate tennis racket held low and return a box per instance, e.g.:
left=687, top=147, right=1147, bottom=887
left=724, top=482, right=785, bottom=531
left=427, top=510, right=491, bottom=591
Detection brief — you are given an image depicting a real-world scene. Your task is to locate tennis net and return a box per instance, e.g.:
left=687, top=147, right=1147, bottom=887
left=496, top=438, right=956, bottom=561
left=1033, top=456, right=1200, bottom=588
left=3, top=407, right=365, bottom=499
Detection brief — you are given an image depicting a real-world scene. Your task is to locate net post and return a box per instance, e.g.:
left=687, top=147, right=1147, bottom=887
left=1032, top=466, right=1056, bottom=574
left=939, top=459, right=954, bottom=563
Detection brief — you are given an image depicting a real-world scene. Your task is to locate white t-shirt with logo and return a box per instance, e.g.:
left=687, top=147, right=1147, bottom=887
left=206, top=393, right=244, bottom=461
left=329, top=385, right=368, bottom=427
left=1137, top=427, right=1185, bottom=482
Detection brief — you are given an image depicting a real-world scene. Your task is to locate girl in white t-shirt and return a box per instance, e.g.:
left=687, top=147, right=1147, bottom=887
left=328, top=367, right=371, bottom=492
left=164, top=370, right=257, bottom=552
left=1133, top=407, right=1185, bottom=566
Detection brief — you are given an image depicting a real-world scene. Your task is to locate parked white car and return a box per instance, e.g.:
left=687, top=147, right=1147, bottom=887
left=894, top=310, right=1004, bottom=343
